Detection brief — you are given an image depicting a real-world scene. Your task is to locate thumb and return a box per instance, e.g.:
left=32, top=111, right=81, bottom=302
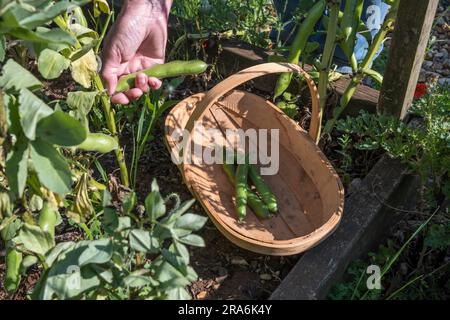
left=101, top=65, right=119, bottom=96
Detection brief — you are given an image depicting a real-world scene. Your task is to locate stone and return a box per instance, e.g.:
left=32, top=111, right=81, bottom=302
left=437, top=69, right=450, bottom=76
left=440, top=48, right=449, bottom=60
left=419, top=71, right=427, bottom=83
left=433, top=62, right=444, bottom=70
left=438, top=77, right=450, bottom=86
left=422, top=60, right=433, bottom=70
left=260, top=273, right=272, bottom=281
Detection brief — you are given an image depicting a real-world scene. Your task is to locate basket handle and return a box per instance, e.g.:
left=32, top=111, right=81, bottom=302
left=184, top=62, right=320, bottom=142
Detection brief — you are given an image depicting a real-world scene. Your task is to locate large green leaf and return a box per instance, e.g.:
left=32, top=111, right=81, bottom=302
left=66, top=91, right=97, bottom=118
left=69, top=23, right=98, bottom=39
left=5, top=139, right=29, bottom=197
left=35, top=239, right=113, bottom=299
left=0, top=1, right=90, bottom=30
left=0, top=217, right=21, bottom=241
left=37, top=265, right=102, bottom=300
left=16, top=223, right=54, bottom=256
left=36, top=111, right=87, bottom=146
left=18, top=88, right=53, bottom=140
left=145, top=180, right=166, bottom=221
left=0, top=59, right=42, bottom=91
left=166, top=287, right=192, bottom=300
left=174, top=213, right=207, bottom=232
left=123, top=272, right=157, bottom=288
left=20, top=2, right=85, bottom=29
left=38, top=49, right=70, bottom=80
left=178, top=234, right=205, bottom=247
left=129, top=229, right=160, bottom=254
left=9, top=27, right=76, bottom=45
left=30, top=139, right=72, bottom=195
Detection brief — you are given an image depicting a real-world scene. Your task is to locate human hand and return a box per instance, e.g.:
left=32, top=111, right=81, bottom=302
left=101, top=0, right=172, bottom=104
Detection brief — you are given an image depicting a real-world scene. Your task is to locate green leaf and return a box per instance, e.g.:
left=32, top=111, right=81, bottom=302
left=66, top=91, right=97, bottom=119
left=101, top=190, right=112, bottom=207
left=30, top=139, right=72, bottom=195
left=161, top=248, right=188, bottom=274
left=20, top=2, right=82, bottom=29
left=123, top=273, right=157, bottom=288
left=178, top=234, right=205, bottom=247
left=145, top=180, right=166, bottom=221
left=102, top=207, right=118, bottom=234
left=18, top=88, right=53, bottom=140
left=153, top=260, right=190, bottom=287
left=68, top=40, right=99, bottom=61
left=166, top=287, right=191, bottom=300
left=175, top=213, right=207, bottom=231
left=129, top=229, right=160, bottom=253
left=36, top=111, right=87, bottom=146
left=16, top=223, right=54, bottom=256
left=5, top=139, right=29, bottom=197
left=174, top=242, right=190, bottom=265
left=69, top=23, right=98, bottom=39
left=37, top=49, right=70, bottom=80
left=0, top=217, right=21, bottom=241
left=45, top=242, right=76, bottom=267
left=39, top=239, right=113, bottom=300
left=9, top=27, right=76, bottom=45
left=0, top=59, right=42, bottom=91
left=123, top=192, right=137, bottom=215
left=166, top=199, right=195, bottom=222
left=45, top=239, right=113, bottom=270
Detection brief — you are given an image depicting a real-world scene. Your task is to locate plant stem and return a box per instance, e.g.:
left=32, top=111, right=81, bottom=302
left=92, top=11, right=129, bottom=186
left=322, top=0, right=400, bottom=135
left=95, top=12, right=112, bottom=54
left=316, top=0, right=341, bottom=142
left=94, top=75, right=130, bottom=187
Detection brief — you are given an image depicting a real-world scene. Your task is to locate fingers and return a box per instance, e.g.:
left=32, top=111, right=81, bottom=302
left=112, top=75, right=162, bottom=105
left=125, top=88, right=144, bottom=101
left=111, top=88, right=144, bottom=105
left=111, top=93, right=130, bottom=105
left=148, top=77, right=162, bottom=90
left=135, top=73, right=149, bottom=92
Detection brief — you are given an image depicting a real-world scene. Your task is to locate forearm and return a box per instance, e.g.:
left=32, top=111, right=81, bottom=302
left=123, top=0, right=173, bottom=19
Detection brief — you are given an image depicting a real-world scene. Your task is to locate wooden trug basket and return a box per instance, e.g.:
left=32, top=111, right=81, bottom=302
left=165, top=63, right=344, bottom=256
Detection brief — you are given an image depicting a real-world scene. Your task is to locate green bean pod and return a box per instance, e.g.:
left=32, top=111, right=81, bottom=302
left=274, top=0, right=326, bottom=99
left=247, top=192, right=271, bottom=220
left=223, top=162, right=270, bottom=220
left=248, top=165, right=278, bottom=213
left=341, top=0, right=356, bottom=42
left=77, top=133, right=118, bottom=153
left=235, top=162, right=249, bottom=221
left=38, top=201, right=58, bottom=239
left=5, top=248, right=22, bottom=294
left=340, top=0, right=364, bottom=70
left=115, top=60, right=208, bottom=93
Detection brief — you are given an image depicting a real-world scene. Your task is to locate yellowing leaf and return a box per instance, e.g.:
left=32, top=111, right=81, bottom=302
left=94, top=0, right=110, bottom=17
left=70, top=49, right=97, bottom=88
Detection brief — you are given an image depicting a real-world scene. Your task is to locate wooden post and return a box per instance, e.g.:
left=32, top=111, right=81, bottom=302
left=378, top=0, right=439, bottom=118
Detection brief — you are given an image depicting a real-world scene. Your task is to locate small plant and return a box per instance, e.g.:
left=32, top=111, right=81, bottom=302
left=336, top=85, right=450, bottom=204
left=330, top=85, right=450, bottom=300
left=28, top=180, right=207, bottom=300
